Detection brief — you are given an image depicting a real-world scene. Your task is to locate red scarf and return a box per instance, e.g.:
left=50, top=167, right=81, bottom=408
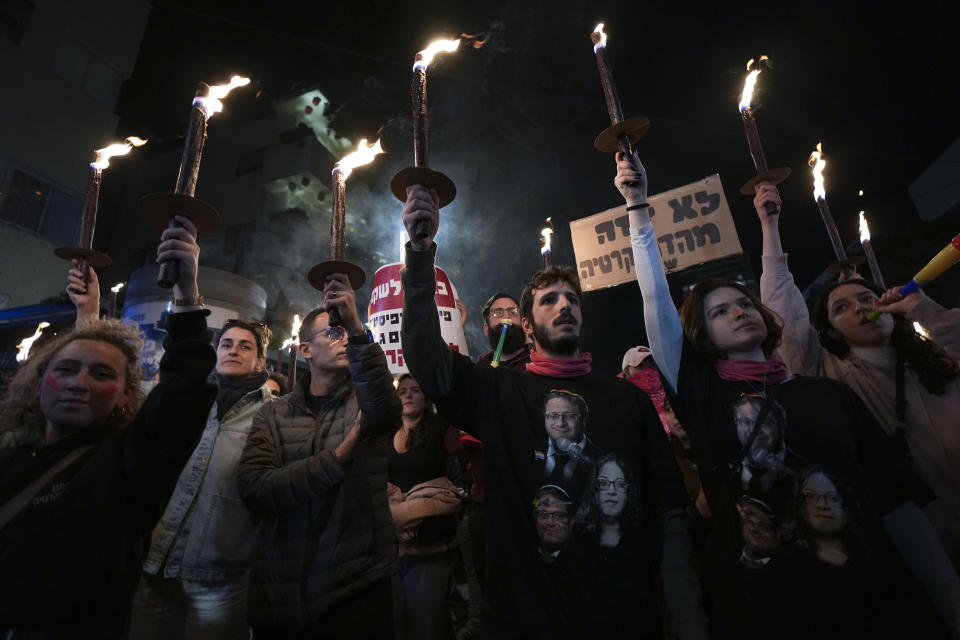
left=714, top=356, right=791, bottom=383
left=526, top=350, right=592, bottom=378
left=626, top=369, right=667, bottom=415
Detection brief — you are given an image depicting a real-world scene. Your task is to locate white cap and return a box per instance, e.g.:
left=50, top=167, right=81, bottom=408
left=621, top=345, right=654, bottom=371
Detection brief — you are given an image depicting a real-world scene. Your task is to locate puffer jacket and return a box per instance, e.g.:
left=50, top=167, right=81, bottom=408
left=237, top=342, right=401, bottom=628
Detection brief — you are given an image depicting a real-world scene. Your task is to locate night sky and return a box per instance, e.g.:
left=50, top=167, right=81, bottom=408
left=106, top=1, right=960, bottom=371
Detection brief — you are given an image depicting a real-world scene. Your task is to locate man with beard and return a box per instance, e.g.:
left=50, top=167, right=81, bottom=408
left=398, top=185, right=708, bottom=639
left=476, top=293, right=530, bottom=369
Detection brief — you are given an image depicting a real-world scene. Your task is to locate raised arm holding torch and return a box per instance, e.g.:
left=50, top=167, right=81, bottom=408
left=737, top=56, right=791, bottom=209
left=54, top=137, right=147, bottom=289
left=140, top=76, right=250, bottom=288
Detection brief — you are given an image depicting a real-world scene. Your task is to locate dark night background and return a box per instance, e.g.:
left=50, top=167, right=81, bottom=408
left=98, top=1, right=960, bottom=372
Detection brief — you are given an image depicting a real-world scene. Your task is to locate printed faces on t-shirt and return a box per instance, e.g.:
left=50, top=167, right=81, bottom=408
left=531, top=389, right=639, bottom=561
left=733, top=393, right=857, bottom=570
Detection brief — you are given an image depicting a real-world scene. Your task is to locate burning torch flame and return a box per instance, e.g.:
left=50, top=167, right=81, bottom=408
left=111, top=282, right=125, bottom=294
left=334, top=139, right=384, bottom=180
left=914, top=322, right=930, bottom=339
left=592, top=23, right=607, bottom=53
left=541, top=217, right=553, bottom=255
left=280, top=314, right=301, bottom=351
left=809, top=142, right=826, bottom=201
left=16, top=322, right=50, bottom=363
left=858, top=211, right=871, bottom=243
left=738, top=55, right=769, bottom=112
left=194, top=75, right=251, bottom=119
left=414, top=38, right=460, bottom=70
left=90, top=137, right=148, bottom=171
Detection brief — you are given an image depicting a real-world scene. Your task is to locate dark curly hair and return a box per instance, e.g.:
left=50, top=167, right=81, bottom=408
left=678, top=277, right=783, bottom=362
left=519, top=265, right=583, bottom=324
left=396, top=373, right=439, bottom=451
left=812, top=280, right=958, bottom=394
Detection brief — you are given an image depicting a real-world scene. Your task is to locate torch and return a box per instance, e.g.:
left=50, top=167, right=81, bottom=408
left=140, top=76, right=250, bottom=288
left=390, top=38, right=460, bottom=238
left=541, top=217, right=553, bottom=269
left=308, top=138, right=385, bottom=326
left=281, top=314, right=302, bottom=388
left=808, top=143, right=862, bottom=275
left=110, top=282, right=125, bottom=318
left=16, top=322, right=50, bottom=363
left=736, top=57, right=791, bottom=202
left=866, top=233, right=960, bottom=321
left=54, top=137, right=148, bottom=289
left=589, top=23, right=649, bottom=156
left=490, top=319, right=513, bottom=369
left=858, top=211, right=885, bottom=288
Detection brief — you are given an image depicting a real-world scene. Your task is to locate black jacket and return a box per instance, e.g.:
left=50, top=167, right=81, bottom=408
left=0, top=311, right=217, bottom=637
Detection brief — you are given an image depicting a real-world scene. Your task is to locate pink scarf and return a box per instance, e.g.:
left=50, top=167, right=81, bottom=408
left=526, top=350, right=592, bottom=378
left=714, top=357, right=790, bottom=383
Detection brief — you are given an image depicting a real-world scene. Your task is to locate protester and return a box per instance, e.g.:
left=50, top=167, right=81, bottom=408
left=128, top=318, right=274, bottom=639
left=620, top=152, right=960, bottom=638
left=398, top=184, right=708, bottom=639
left=0, top=215, right=216, bottom=637
left=237, top=275, right=401, bottom=638
left=266, top=371, right=288, bottom=397
left=754, top=182, right=960, bottom=562
left=388, top=374, right=464, bottom=640
left=475, top=293, right=530, bottom=369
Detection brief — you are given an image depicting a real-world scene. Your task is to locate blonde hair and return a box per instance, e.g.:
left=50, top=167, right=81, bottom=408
left=0, top=319, right=145, bottom=446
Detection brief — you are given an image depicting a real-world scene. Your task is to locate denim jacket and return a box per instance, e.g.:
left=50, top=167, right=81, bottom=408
left=142, top=383, right=272, bottom=582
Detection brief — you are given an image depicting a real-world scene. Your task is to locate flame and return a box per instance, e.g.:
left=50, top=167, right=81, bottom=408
left=459, top=31, right=491, bottom=49
left=858, top=211, right=871, bottom=243
left=334, top=139, right=384, bottom=180
left=90, top=136, right=148, bottom=171
left=913, top=322, right=930, bottom=339
left=738, top=55, right=769, bottom=112
left=858, top=189, right=864, bottom=196
left=194, top=75, right=251, bottom=118
left=110, top=282, right=125, bottom=294
left=809, top=142, right=826, bottom=201
left=16, top=322, right=50, bottom=362
left=540, top=217, right=554, bottom=255
left=592, top=23, right=607, bottom=53
left=414, top=38, right=460, bottom=70
left=281, top=314, right=301, bottom=351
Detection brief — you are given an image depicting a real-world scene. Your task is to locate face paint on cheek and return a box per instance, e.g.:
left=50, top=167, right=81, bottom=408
left=97, top=385, right=120, bottom=398
left=44, top=375, right=60, bottom=391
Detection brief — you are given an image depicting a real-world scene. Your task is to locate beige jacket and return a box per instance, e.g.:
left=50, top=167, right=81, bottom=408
left=761, top=254, right=960, bottom=545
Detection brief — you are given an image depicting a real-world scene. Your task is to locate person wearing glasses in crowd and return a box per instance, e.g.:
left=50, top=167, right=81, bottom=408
left=475, top=293, right=530, bottom=369
left=237, top=274, right=401, bottom=638
left=129, top=319, right=275, bottom=639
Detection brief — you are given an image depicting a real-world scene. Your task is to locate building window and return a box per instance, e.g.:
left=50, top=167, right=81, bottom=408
left=235, top=147, right=265, bottom=176
left=52, top=37, right=122, bottom=109
left=0, top=0, right=34, bottom=45
left=0, top=168, right=81, bottom=246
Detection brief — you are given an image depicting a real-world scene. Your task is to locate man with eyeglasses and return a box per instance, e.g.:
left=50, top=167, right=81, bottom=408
left=540, top=390, right=603, bottom=503
left=533, top=485, right=574, bottom=560
left=238, top=273, right=401, bottom=638
left=398, top=185, right=708, bottom=638
left=476, top=293, right=530, bottom=369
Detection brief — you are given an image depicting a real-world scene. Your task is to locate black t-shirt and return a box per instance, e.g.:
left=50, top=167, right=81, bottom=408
left=433, top=355, right=687, bottom=639
left=305, top=393, right=330, bottom=416
left=387, top=421, right=449, bottom=493
left=672, top=340, right=946, bottom=639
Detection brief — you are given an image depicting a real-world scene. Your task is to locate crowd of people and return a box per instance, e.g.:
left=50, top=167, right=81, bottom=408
left=0, top=151, right=957, bottom=640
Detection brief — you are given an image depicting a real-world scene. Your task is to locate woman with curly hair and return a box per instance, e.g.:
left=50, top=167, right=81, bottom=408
left=754, top=182, right=960, bottom=563
left=0, top=215, right=218, bottom=637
